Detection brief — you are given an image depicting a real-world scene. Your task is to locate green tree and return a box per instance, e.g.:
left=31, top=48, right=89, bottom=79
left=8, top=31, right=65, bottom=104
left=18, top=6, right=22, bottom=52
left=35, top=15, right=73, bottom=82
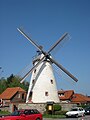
left=0, top=74, right=29, bottom=94
left=0, top=77, right=7, bottom=94
left=7, top=74, right=14, bottom=85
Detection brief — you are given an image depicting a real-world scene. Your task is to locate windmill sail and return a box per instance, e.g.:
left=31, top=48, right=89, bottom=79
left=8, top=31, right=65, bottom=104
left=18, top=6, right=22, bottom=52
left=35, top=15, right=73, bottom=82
left=17, top=28, right=78, bottom=103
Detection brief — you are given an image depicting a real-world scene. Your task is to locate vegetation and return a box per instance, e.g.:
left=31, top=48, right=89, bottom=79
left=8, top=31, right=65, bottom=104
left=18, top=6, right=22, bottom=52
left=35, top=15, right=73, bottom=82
left=0, top=74, right=29, bottom=94
left=43, top=114, right=66, bottom=118
left=44, top=104, right=66, bottom=118
left=53, top=104, right=62, bottom=112
left=77, top=104, right=90, bottom=109
left=0, top=110, right=10, bottom=115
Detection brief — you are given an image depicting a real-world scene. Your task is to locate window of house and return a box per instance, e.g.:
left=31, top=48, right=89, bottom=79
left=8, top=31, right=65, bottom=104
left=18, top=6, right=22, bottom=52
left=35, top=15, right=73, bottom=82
left=22, top=93, right=24, bottom=99
left=18, top=93, right=20, bottom=98
left=60, top=93, right=64, bottom=96
left=73, top=95, right=76, bottom=98
left=45, top=92, right=48, bottom=96
left=58, top=93, right=64, bottom=96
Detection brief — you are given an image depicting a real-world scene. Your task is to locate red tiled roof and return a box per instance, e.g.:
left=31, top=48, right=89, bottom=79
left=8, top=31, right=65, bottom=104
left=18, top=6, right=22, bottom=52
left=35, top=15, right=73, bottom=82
left=58, top=90, right=90, bottom=103
left=58, top=90, right=74, bottom=100
left=0, top=87, right=26, bottom=100
left=71, top=93, right=90, bottom=103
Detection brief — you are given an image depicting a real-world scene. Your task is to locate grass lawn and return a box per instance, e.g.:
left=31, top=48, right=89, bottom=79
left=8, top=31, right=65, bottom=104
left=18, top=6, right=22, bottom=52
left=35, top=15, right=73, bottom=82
left=43, top=114, right=66, bottom=118
left=0, top=110, right=66, bottom=118
left=0, top=110, right=10, bottom=115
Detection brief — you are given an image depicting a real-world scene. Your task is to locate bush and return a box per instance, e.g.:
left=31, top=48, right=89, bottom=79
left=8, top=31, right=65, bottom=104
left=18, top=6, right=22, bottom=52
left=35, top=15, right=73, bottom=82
left=45, top=104, right=62, bottom=115
left=53, top=104, right=62, bottom=111
left=77, top=104, right=90, bottom=109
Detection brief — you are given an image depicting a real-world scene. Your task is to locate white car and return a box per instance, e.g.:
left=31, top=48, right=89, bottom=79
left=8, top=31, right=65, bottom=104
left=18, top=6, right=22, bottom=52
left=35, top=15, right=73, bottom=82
left=66, top=107, right=85, bottom=118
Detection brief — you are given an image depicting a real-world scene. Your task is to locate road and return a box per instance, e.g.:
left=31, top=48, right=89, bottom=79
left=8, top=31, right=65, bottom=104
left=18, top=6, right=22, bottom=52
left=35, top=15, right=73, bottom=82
left=43, top=115, right=90, bottom=120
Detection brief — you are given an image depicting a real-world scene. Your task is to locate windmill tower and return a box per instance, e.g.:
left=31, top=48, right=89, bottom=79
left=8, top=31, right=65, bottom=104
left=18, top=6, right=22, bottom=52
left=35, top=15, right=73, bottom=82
left=17, top=28, right=78, bottom=103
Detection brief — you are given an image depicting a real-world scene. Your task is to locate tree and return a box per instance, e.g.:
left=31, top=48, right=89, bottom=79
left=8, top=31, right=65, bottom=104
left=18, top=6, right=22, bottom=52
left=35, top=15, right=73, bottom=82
left=0, top=74, right=29, bottom=94
left=0, top=77, right=7, bottom=94
left=7, top=74, right=14, bottom=84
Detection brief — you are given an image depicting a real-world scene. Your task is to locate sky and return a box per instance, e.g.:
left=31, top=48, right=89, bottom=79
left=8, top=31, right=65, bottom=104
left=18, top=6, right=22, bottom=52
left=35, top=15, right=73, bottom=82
left=0, top=0, right=90, bottom=95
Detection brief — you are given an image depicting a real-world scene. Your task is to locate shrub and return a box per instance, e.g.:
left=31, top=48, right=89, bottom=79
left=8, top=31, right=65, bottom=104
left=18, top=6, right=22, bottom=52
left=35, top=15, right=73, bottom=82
left=77, top=104, right=89, bottom=108
left=53, top=104, right=62, bottom=111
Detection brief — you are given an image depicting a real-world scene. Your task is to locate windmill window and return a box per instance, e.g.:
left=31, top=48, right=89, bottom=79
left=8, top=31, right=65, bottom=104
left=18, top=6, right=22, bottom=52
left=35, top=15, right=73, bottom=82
left=45, top=92, right=48, bottom=96
left=32, top=79, right=35, bottom=84
left=50, top=79, right=53, bottom=84
left=34, top=69, right=36, bottom=73
left=30, top=91, right=33, bottom=98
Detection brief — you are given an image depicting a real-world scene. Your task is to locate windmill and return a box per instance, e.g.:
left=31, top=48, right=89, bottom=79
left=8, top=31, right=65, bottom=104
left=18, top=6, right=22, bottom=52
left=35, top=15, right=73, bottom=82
left=17, top=28, right=78, bottom=103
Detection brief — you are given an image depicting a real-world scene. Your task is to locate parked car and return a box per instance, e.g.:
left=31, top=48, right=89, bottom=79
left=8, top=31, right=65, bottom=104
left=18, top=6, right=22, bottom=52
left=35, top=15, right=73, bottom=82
left=0, top=109, right=42, bottom=120
left=85, top=106, right=90, bottom=115
left=66, top=107, right=85, bottom=118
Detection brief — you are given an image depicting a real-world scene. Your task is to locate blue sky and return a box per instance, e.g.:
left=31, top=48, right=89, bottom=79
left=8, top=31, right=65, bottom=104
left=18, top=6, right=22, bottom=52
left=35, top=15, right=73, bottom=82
left=0, top=0, right=90, bottom=95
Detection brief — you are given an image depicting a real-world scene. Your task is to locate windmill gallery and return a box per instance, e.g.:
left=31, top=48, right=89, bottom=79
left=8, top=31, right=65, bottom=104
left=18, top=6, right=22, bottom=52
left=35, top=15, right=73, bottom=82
left=17, top=28, right=78, bottom=103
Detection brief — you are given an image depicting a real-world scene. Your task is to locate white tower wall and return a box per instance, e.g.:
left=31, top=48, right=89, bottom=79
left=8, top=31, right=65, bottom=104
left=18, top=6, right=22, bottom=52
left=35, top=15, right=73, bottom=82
left=27, top=54, right=60, bottom=103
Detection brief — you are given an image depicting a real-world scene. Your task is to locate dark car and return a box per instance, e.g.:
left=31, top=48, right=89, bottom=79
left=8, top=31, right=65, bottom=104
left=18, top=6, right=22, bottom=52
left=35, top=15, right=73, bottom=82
left=85, top=107, right=90, bottom=115
left=0, top=109, right=42, bottom=120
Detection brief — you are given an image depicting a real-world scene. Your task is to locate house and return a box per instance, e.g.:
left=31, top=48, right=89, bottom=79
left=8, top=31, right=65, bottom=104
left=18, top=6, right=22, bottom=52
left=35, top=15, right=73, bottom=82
left=71, top=93, right=90, bottom=104
left=58, top=90, right=74, bottom=103
left=58, top=90, right=90, bottom=105
left=0, top=87, right=26, bottom=106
